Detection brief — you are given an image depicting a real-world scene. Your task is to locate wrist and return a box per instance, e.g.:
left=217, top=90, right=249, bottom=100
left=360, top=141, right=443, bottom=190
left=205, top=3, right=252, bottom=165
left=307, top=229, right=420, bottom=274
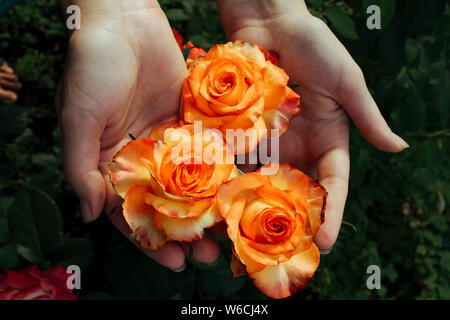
left=60, top=0, right=160, bottom=25
left=216, top=0, right=310, bottom=38
left=216, top=0, right=309, bottom=17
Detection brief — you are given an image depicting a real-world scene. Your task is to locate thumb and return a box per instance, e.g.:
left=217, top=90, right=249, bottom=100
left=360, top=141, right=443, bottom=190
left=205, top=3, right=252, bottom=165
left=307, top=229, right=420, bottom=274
left=58, top=88, right=106, bottom=223
left=337, top=65, right=409, bottom=152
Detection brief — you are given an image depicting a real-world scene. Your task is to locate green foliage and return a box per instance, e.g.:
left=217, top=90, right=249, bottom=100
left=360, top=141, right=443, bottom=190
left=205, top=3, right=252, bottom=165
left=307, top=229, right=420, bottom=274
left=325, top=7, right=359, bottom=40
left=8, top=186, right=63, bottom=263
left=0, top=0, right=448, bottom=300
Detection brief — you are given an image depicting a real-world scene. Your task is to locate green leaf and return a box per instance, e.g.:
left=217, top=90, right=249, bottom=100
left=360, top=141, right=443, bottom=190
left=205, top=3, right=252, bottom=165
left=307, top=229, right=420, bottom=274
left=325, top=7, right=358, bottom=40
left=8, top=186, right=63, bottom=263
left=52, top=238, right=94, bottom=270
left=377, top=25, right=405, bottom=75
left=403, top=85, right=426, bottom=131
left=105, top=243, right=194, bottom=299
left=307, top=0, right=324, bottom=8
left=0, top=161, right=14, bottom=186
left=166, top=8, right=189, bottom=22
left=183, top=46, right=193, bottom=61
left=0, top=197, right=13, bottom=245
left=405, top=38, right=422, bottom=63
left=197, top=256, right=247, bottom=297
left=0, top=243, right=19, bottom=270
left=0, top=105, right=28, bottom=140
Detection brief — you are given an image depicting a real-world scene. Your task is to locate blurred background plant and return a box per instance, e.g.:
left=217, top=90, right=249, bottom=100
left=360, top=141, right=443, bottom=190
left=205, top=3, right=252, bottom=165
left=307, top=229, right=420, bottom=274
left=0, top=0, right=448, bottom=300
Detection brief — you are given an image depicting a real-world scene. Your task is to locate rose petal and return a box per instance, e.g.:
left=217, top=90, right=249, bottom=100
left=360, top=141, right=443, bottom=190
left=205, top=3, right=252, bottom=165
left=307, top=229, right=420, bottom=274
left=187, top=61, right=218, bottom=117
left=32, top=265, right=68, bottom=289
left=108, top=139, right=155, bottom=198
left=0, top=270, right=38, bottom=289
left=263, top=61, right=288, bottom=110
left=307, top=182, right=327, bottom=234
left=224, top=115, right=267, bottom=155
left=149, top=120, right=182, bottom=141
left=217, top=172, right=270, bottom=219
left=0, top=288, right=20, bottom=300
left=123, top=185, right=167, bottom=250
left=153, top=202, right=222, bottom=242
left=249, top=243, right=320, bottom=299
left=229, top=41, right=267, bottom=70
left=255, top=184, right=296, bottom=214
left=264, top=50, right=279, bottom=64
left=230, top=251, right=247, bottom=279
left=145, top=192, right=214, bottom=219
left=171, top=27, right=183, bottom=51
left=259, top=163, right=327, bottom=234
left=262, top=87, right=300, bottom=137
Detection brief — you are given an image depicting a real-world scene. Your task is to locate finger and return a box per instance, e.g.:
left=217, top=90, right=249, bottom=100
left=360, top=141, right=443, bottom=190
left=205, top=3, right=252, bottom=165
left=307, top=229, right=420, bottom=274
left=337, top=66, right=409, bottom=152
left=0, top=72, right=19, bottom=82
left=0, top=77, right=22, bottom=91
left=0, top=63, right=14, bottom=74
left=109, top=208, right=186, bottom=271
left=192, top=238, right=221, bottom=265
left=102, top=173, right=123, bottom=216
left=0, top=87, right=17, bottom=104
left=59, top=99, right=106, bottom=222
left=314, top=147, right=349, bottom=251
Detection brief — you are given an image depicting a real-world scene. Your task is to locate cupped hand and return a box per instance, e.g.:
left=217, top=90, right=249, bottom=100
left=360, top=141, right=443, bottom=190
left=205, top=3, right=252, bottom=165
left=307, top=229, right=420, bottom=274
left=56, top=1, right=220, bottom=270
left=217, top=0, right=409, bottom=251
left=0, top=61, right=22, bottom=104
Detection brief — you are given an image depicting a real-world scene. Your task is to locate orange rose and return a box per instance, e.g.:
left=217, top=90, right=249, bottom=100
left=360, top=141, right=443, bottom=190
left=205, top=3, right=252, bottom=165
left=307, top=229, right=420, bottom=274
left=181, top=41, right=300, bottom=154
left=217, top=163, right=327, bottom=299
left=108, top=120, right=238, bottom=249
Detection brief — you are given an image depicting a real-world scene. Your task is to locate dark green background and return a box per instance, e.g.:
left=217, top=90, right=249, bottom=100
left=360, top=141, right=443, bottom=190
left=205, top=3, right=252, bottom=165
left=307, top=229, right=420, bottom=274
left=0, top=0, right=448, bottom=299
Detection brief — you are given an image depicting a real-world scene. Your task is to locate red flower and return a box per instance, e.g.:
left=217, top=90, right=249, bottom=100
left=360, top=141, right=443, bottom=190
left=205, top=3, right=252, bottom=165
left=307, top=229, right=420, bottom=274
left=0, top=265, right=78, bottom=300
left=171, top=27, right=207, bottom=64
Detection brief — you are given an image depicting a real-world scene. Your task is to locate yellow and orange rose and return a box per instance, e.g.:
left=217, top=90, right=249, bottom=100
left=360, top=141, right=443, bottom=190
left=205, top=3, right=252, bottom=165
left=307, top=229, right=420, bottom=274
left=108, top=120, right=238, bottom=249
left=181, top=41, right=301, bottom=153
left=217, top=163, right=327, bottom=299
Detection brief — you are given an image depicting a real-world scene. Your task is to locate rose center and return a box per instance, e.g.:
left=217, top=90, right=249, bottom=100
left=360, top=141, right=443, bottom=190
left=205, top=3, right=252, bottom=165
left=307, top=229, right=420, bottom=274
left=260, top=208, right=294, bottom=243
left=177, top=163, right=201, bottom=187
left=213, top=71, right=236, bottom=94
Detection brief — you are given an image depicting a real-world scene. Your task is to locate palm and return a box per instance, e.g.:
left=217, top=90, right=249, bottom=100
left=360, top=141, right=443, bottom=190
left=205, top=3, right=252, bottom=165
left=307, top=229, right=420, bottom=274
left=58, top=9, right=187, bottom=212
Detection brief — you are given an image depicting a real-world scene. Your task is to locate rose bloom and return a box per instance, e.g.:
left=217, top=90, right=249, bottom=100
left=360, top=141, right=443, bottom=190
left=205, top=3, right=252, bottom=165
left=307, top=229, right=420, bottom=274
left=217, top=163, right=327, bottom=299
left=108, top=120, right=238, bottom=249
left=0, top=265, right=77, bottom=300
left=181, top=41, right=300, bottom=153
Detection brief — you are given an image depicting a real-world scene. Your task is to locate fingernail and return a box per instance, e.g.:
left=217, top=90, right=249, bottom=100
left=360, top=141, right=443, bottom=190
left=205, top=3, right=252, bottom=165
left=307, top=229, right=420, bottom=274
left=80, top=199, right=94, bottom=223
left=393, top=133, right=410, bottom=149
left=319, top=247, right=333, bottom=255
left=206, top=257, right=220, bottom=267
left=171, top=261, right=187, bottom=273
